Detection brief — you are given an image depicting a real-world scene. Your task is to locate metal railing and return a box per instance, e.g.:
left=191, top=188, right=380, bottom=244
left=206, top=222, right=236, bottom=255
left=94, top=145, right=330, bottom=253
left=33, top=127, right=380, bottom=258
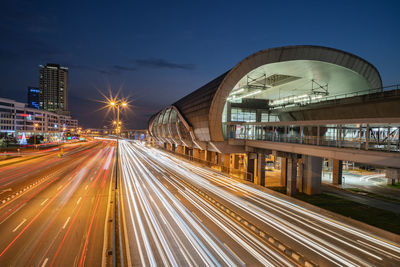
left=270, top=84, right=400, bottom=110
left=225, top=120, right=400, bottom=153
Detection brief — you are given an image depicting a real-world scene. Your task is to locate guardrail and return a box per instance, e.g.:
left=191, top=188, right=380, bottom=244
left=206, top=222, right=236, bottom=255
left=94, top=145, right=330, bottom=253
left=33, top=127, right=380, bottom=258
left=113, top=139, right=124, bottom=267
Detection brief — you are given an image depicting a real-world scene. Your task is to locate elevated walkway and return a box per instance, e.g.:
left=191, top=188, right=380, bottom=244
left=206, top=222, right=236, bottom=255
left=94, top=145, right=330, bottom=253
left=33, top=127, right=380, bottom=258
left=226, top=117, right=400, bottom=168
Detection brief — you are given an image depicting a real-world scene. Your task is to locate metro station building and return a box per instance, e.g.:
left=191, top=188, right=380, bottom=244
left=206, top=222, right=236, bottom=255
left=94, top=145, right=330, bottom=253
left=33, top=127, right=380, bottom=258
left=148, top=45, right=400, bottom=195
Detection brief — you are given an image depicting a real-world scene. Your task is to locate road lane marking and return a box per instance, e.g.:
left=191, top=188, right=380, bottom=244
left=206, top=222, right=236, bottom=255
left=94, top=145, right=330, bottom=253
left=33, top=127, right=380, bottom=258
left=357, top=240, right=400, bottom=260
left=174, top=194, right=181, bottom=201
left=41, top=258, right=48, bottom=267
left=192, top=212, right=203, bottom=222
left=0, top=203, right=26, bottom=225
left=63, top=217, right=71, bottom=229
left=77, top=197, right=82, bottom=205
left=223, top=243, right=245, bottom=266
left=12, top=218, right=27, bottom=232
left=41, top=198, right=49, bottom=206
left=57, top=185, right=62, bottom=191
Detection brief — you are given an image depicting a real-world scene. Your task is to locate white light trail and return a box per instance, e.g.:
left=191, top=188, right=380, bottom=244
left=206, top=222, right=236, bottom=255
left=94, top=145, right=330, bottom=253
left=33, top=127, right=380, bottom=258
left=119, top=140, right=268, bottom=266
left=103, top=147, right=114, bottom=170
left=133, top=142, right=400, bottom=266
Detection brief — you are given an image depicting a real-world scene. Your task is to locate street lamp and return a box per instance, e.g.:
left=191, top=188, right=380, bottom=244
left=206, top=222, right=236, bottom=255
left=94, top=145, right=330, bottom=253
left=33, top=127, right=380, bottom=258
left=34, top=123, right=39, bottom=149
left=107, top=98, right=128, bottom=195
left=108, top=100, right=128, bottom=137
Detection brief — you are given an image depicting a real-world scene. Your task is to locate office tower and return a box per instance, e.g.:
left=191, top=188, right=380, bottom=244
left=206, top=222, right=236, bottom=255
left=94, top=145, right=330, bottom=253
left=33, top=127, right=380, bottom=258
left=39, top=63, right=69, bottom=115
left=27, top=87, right=41, bottom=109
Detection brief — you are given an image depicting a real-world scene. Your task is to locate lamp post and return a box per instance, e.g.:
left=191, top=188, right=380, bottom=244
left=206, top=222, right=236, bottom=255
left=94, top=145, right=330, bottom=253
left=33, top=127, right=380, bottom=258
left=109, top=100, right=127, bottom=138
left=108, top=100, right=128, bottom=184
left=34, top=123, right=39, bottom=150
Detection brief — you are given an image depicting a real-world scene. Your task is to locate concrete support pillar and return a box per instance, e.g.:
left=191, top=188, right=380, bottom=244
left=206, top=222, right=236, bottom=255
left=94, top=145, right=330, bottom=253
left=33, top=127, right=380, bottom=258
left=247, top=153, right=257, bottom=182
left=287, top=157, right=297, bottom=197
left=215, top=152, right=221, bottom=165
left=167, top=143, right=172, bottom=151
left=177, top=145, right=183, bottom=154
left=234, top=155, right=240, bottom=169
left=247, top=157, right=255, bottom=182
left=332, top=159, right=343, bottom=185
left=256, top=153, right=266, bottom=186
left=387, top=178, right=396, bottom=185
left=198, top=150, right=204, bottom=161
left=386, top=168, right=400, bottom=185
left=193, top=148, right=200, bottom=159
left=303, top=155, right=323, bottom=195
left=296, top=158, right=303, bottom=193
left=206, top=150, right=212, bottom=163
left=211, top=152, right=217, bottom=164
left=223, top=153, right=230, bottom=172
left=280, top=157, right=287, bottom=187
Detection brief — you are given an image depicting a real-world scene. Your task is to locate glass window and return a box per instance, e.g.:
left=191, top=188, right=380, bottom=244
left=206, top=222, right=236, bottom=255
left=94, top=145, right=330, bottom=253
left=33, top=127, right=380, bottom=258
left=231, top=108, right=256, bottom=122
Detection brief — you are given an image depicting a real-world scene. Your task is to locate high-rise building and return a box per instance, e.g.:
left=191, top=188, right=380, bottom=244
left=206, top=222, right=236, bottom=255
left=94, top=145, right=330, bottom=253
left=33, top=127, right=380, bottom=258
left=27, top=87, right=41, bottom=109
left=39, top=63, right=69, bottom=115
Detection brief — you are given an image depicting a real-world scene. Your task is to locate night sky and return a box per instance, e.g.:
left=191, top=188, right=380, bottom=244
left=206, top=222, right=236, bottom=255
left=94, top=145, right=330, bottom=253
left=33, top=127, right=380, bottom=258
left=1, top=0, right=399, bottom=129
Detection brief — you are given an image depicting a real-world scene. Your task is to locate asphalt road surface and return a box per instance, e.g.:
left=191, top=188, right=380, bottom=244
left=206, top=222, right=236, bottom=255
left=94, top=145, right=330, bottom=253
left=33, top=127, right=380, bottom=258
left=119, top=140, right=400, bottom=267
left=1, top=138, right=399, bottom=266
left=0, top=140, right=115, bottom=267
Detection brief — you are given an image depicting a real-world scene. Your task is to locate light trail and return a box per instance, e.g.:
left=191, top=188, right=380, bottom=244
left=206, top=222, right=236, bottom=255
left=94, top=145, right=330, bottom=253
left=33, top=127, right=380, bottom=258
left=0, top=141, right=115, bottom=267
left=121, top=140, right=400, bottom=266
left=119, top=140, right=293, bottom=266
left=103, top=147, right=114, bottom=170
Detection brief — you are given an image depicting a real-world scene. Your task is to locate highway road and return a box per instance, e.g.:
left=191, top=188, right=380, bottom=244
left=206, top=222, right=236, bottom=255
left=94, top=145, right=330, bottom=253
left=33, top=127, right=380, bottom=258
left=0, top=140, right=115, bottom=266
left=1, top=138, right=399, bottom=266
left=119, top=140, right=400, bottom=267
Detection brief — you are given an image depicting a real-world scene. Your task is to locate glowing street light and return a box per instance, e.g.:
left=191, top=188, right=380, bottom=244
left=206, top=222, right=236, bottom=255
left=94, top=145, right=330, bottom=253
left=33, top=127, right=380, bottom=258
left=108, top=99, right=128, bottom=136
left=105, top=96, right=128, bottom=190
left=33, top=123, right=39, bottom=149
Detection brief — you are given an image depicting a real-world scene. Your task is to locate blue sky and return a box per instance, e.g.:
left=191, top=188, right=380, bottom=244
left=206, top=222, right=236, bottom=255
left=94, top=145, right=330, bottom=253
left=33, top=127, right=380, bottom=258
left=1, top=0, right=399, bottom=128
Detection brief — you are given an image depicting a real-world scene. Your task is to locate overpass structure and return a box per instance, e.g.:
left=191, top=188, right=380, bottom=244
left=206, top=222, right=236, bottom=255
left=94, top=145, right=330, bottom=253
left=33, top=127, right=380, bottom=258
left=84, top=128, right=148, bottom=140
left=148, top=45, right=400, bottom=196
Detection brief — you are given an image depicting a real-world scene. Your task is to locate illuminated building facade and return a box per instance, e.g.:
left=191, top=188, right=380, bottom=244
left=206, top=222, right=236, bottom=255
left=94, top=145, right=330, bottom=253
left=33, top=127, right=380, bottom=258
left=148, top=45, right=400, bottom=194
left=39, top=63, right=69, bottom=115
left=27, top=87, right=41, bottom=109
left=0, top=97, right=78, bottom=140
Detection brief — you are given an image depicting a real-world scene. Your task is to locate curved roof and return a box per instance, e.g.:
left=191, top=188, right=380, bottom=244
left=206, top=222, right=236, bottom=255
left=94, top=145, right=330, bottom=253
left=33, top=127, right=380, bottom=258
left=150, top=45, right=382, bottom=143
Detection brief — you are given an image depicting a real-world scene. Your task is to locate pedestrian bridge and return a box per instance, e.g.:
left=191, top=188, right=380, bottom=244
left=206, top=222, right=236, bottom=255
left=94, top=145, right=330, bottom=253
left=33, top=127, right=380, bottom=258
left=226, top=117, right=400, bottom=168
